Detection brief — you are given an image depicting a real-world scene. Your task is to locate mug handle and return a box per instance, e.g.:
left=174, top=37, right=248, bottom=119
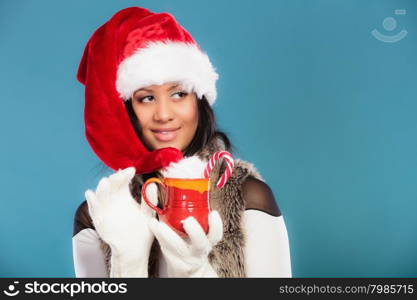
left=141, top=177, right=165, bottom=216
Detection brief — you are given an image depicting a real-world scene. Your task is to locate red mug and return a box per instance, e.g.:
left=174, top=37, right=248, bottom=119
left=141, top=177, right=211, bottom=237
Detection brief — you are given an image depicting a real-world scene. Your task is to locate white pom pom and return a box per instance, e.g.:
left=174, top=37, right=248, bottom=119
left=161, top=156, right=207, bottom=179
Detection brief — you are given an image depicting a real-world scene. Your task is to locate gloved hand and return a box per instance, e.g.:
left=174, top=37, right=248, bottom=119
left=148, top=210, right=223, bottom=278
left=85, top=167, right=158, bottom=277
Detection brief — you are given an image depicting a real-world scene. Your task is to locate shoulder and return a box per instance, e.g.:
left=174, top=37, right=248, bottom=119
left=73, top=200, right=94, bottom=237
left=242, top=176, right=282, bottom=217
left=233, top=159, right=264, bottom=181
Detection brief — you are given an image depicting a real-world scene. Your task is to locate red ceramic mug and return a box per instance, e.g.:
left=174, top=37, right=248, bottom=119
left=141, top=177, right=211, bottom=237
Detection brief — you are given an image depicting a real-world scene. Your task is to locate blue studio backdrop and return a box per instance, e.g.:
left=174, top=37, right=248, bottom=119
left=0, top=0, right=416, bottom=277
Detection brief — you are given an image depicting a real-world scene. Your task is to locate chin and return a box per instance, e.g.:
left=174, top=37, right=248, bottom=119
left=153, top=142, right=182, bottom=151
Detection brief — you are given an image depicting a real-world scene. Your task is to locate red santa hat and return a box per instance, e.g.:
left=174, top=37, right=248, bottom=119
left=77, top=7, right=219, bottom=174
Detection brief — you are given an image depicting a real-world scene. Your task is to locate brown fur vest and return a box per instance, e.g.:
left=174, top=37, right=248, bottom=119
left=100, top=137, right=263, bottom=277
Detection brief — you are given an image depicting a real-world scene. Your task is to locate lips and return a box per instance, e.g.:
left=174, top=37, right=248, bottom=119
left=151, top=127, right=180, bottom=142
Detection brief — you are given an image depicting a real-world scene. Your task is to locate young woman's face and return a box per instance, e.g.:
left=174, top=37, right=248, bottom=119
left=131, top=82, right=199, bottom=151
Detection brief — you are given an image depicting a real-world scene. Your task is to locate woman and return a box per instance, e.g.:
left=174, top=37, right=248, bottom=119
left=72, top=6, right=292, bottom=278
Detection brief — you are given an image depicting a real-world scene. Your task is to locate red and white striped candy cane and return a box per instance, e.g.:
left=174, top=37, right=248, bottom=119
left=204, top=151, right=234, bottom=189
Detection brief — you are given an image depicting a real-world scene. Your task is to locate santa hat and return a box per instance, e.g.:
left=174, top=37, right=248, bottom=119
left=77, top=7, right=219, bottom=174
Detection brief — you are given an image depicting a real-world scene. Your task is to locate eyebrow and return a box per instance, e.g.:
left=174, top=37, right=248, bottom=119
left=135, top=84, right=180, bottom=93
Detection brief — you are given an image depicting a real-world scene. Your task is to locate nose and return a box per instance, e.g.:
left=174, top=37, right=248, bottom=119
left=153, top=97, right=174, bottom=122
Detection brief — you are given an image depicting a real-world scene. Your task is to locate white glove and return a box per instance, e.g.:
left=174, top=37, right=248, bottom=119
left=85, top=167, right=158, bottom=277
left=148, top=210, right=223, bottom=278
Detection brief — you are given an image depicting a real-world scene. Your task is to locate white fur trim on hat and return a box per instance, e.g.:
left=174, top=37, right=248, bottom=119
left=116, top=41, right=219, bottom=105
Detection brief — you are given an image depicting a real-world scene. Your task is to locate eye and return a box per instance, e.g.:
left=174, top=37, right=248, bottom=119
left=171, top=91, right=188, bottom=99
left=136, top=95, right=154, bottom=103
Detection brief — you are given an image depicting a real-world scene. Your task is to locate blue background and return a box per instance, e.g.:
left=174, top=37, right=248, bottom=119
left=1, top=0, right=416, bottom=277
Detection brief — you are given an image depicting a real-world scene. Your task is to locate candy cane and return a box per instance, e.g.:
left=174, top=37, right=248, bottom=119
left=204, top=151, right=234, bottom=189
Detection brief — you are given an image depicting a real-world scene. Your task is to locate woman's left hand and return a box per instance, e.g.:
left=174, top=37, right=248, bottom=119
left=148, top=210, right=223, bottom=277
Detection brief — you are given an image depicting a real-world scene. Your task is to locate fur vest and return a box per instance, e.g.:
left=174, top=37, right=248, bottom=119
left=99, top=137, right=264, bottom=277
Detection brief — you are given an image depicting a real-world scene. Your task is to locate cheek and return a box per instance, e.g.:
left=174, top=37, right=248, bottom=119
left=180, top=100, right=198, bottom=128
left=132, top=104, right=149, bottom=127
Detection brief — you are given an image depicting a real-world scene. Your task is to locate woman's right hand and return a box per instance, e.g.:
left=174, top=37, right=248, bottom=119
left=85, top=167, right=158, bottom=277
